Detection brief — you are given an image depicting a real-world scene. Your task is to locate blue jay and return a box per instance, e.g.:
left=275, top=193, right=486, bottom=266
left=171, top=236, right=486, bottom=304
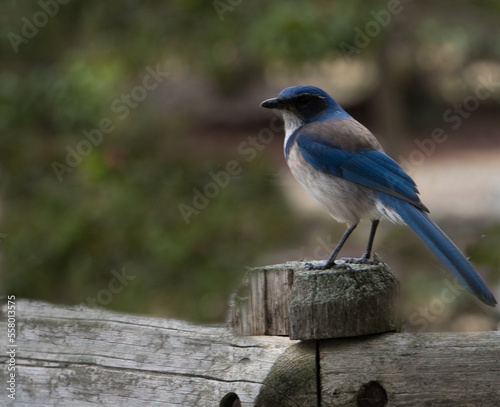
left=261, top=85, right=496, bottom=307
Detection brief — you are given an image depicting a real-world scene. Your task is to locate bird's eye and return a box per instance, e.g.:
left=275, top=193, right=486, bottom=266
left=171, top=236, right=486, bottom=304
left=297, top=95, right=310, bottom=106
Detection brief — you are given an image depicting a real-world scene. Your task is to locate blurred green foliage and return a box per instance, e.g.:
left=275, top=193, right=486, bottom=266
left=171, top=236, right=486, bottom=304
left=1, top=1, right=500, bottom=324
left=1, top=1, right=305, bottom=322
left=468, top=225, right=500, bottom=279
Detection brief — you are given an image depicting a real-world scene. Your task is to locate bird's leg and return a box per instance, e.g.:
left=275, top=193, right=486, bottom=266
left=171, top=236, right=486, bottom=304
left=362, top=219, right=380, bottom=261
left=307, top=224, right=357, bottom=270
left=342, top=219, right=380, bottom=265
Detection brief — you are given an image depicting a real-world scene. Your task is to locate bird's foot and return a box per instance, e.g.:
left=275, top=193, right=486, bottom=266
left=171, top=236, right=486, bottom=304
left=305, top=261, right=352, bottom=271
left=339, top=256, right=378, bottom=265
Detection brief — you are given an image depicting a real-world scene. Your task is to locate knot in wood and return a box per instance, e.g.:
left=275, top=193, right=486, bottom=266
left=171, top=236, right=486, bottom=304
left=357, top=381, right=388, bottom=407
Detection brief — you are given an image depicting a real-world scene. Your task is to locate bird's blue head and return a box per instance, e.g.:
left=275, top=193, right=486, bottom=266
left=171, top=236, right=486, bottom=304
left=260, top=85, right=348, bottom=124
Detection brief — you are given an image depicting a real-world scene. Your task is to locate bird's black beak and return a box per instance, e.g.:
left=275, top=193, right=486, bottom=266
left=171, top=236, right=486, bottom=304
left=260, top=97, right=283, bottom=110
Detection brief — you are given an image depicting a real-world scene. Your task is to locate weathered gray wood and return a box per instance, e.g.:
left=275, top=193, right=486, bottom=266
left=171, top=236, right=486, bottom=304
left=0, top=300, right=316, bottom=407
left=230, top=260, right=401, bottom=340
left=1, top=300, right=499, bottom=406
left=320, top=331, right=500, bottom=406
left=229, top=263, right=295, bottom=336
left=254, top=341, right=317, bottom=407
left=289, top=259, right=401, bottom=340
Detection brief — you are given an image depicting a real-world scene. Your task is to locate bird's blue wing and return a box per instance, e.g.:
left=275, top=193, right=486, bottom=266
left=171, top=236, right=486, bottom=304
left=295, top=132, right=496, bottom=306
left=296, top=134, right=425, bottom=209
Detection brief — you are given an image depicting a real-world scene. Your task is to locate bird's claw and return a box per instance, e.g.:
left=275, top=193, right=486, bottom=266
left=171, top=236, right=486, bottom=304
left=305, top=261, right=352, bottom=271
left=339, top=257, right=377, bottom=265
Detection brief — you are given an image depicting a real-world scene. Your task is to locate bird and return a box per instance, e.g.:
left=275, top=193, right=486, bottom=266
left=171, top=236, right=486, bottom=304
left=260, top=85, right=496, bottom=307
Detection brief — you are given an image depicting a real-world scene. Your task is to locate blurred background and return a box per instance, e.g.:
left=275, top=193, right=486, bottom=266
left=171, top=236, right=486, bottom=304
left=1, top=0, right=499, bottom=331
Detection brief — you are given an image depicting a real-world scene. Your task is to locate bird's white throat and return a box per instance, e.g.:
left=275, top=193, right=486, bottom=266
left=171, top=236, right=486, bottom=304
left=281, top=111, right=303, bottom=146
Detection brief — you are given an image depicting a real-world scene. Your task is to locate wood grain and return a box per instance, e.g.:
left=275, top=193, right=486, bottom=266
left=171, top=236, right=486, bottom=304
left=229, top=263, right=295, bottom=336
left=2, top=297, right=498, bottom=405
left=320, top=331, right=500, bottom=406
left=289, top=259, right=401, bottom=340
left=0, top=300, right=313, bottom=407
left=230, top=260, right=401, bottom=340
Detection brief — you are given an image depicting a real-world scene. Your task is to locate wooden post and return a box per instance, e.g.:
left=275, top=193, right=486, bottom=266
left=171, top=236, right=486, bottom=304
left=289, top=258, right=401, bottom=340
left=229, top=263, right=295, bottom=336
left=229, top=257, right=401, bottom=340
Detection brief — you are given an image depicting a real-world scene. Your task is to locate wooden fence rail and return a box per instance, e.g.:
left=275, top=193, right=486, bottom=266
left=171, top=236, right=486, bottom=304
left=1, top=262, right=499, bottom=406
left=1, top=300, right=303, bottom=406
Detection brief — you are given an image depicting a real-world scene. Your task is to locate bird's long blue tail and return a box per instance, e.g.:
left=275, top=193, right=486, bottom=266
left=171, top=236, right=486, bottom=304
left=379, top=194, right=497, bottom=306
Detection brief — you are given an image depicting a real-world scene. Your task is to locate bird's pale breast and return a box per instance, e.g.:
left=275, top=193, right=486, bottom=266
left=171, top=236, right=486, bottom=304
left=287, top=144, right=382, bottom=226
